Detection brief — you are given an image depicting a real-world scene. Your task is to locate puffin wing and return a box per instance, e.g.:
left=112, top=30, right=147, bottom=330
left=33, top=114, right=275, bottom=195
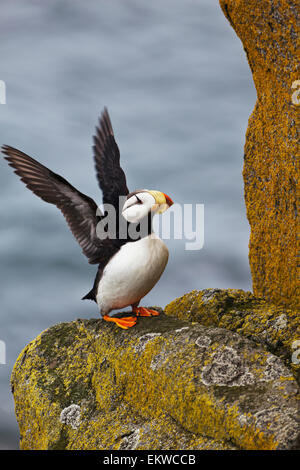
left=93, top=108, right=129, bottom=209
left=2, top=145, right=118, bottom=265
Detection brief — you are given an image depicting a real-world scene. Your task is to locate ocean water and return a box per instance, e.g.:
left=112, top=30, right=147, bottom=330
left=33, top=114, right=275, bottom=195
left=0, top=0, right=256, bottom=449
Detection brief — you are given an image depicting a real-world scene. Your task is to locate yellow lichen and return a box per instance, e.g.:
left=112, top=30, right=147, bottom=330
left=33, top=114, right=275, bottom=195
left=219, top=0, right=299, bottom=308
left=11, top=314, right=298, bottom=450
left=165, top=289, right=300, bottom=382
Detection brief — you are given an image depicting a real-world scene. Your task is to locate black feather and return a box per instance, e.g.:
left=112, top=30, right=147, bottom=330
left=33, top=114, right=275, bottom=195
left=1, top=144, right=119, bottom=266
left=93, top=107, right=129, bottom=210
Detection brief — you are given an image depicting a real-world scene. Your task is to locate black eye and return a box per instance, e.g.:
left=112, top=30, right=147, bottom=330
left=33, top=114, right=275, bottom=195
left=136, top=195, right=143, bottom=204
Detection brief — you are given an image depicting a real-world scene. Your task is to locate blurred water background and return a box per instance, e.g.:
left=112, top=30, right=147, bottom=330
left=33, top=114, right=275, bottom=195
left=0, top=0, right=256, bottom=449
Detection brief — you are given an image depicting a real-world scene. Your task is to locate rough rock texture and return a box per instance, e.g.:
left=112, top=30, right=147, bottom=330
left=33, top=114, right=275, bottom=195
left=165, top=289, right=300, bottom=384
left=11, top=309, right=300, bottom=450
left=219, top=0, right=299, bottom=307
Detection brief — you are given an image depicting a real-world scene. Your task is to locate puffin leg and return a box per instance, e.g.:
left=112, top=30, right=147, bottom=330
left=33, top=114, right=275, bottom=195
left=103, top=314, right=137, bottom=329
left=132, top=306, right=160, bottom=317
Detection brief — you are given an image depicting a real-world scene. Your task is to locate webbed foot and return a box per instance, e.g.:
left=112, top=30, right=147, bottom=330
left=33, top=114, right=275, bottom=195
left=132, top=306, right=160, bottom=317
left=103, top=314, right=137, bottom=329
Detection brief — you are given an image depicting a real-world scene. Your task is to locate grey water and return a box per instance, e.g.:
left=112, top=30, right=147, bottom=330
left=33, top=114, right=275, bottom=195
left=0, top=0, right=256, bottom=449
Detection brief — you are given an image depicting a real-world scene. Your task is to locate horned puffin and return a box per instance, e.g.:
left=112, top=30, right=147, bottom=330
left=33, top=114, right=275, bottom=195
left=2, top=108, right=173, bottom=329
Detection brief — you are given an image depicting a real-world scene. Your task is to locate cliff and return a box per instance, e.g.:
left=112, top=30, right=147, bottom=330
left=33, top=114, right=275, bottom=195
left=219, top=0, right=299, bottom=307
left=11, top=295, right=300, bottom=450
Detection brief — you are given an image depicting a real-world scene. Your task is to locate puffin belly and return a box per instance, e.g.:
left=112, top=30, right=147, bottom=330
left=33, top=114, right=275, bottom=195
left=97, top=234, right=168, bottom=314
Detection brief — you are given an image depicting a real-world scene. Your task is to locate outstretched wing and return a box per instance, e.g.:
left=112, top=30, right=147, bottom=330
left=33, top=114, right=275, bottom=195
left=93, top=108, right=129, bottom=209
left=2, top=145, right=118, bottom=265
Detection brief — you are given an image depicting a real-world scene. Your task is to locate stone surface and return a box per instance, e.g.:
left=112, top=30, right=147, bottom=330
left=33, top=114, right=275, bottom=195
left=11, top=311, right=300, bottom=450
left=165, top=289, right=300, bottom=384
left=219, top=0, right=299, bottom=307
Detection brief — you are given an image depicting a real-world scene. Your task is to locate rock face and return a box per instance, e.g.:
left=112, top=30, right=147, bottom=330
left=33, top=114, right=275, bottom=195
left=165, top=288, right=300, bottom=384
left=11, top=300, right=300, bottom=450
left=219, top=0, right=299, bottom=308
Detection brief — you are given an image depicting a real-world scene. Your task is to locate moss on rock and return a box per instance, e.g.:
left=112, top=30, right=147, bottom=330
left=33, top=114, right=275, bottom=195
left=165, top=289, right=300, bottom=384
left=219, top=0, right=299, bottom=307
left=11, top=311, right=300, bottom=450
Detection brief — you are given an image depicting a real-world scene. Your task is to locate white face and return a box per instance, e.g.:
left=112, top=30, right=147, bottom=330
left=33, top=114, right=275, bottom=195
left=122, top=191, right=156, bottom=223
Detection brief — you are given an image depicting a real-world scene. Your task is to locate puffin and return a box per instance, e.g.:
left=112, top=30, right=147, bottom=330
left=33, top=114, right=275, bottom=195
left=2, top=108, right=173, bottom=329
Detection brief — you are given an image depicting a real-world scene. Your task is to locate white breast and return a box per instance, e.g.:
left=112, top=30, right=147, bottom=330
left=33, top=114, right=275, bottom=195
left=97, top=233, right=169, bottom=314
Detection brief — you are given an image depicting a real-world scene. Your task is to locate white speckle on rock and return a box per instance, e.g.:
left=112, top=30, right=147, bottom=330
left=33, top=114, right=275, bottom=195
left=60, top=404, right=81, bottom=429
left=201, top=288, right=221, bottom=304
left=271, top=314, right=287, bottom=331
left=201, top=346, right=255, bottom=387
left=150, top=351, right=166, bottom=371
left=134, top=333, right=161, bottom=352
left=119, top=429, right=140, bottom=450
left=195, top=335, right=211, bottom=349
left=253, top=407, right=299, bottom=445
left=238, top=414, right=249, bottom=427
left=175, top=327, right=190, bottom=333
left=260, top=355, right=293, bottom=381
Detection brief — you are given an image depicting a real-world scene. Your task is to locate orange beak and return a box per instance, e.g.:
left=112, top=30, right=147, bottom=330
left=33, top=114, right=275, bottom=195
left=163, top=193, right=174, bottom=207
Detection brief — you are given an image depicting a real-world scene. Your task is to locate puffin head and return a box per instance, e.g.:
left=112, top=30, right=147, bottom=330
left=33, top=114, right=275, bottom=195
left=122, top=190, right=174, bottom=223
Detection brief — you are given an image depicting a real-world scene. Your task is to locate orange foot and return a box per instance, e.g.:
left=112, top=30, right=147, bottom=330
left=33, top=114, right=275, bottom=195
left=132, top=306, right=160, bottom=317
left=103, top=314, right=137, bottom=329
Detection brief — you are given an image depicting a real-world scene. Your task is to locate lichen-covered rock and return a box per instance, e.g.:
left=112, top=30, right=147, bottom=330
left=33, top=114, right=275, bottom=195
left=11, top=312, right=300, bottom=450
left=165, top=289, right=300, bottom=383
left=219, top=0, right=299, bottom=307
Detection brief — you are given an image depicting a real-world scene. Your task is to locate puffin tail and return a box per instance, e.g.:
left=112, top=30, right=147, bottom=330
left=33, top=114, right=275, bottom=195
left=82, top=289, right=96, bottom=302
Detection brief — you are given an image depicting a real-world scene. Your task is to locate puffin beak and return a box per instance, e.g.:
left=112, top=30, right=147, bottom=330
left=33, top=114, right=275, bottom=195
left=149, top=190, right=174, bottom=214
left=163, top=193, right=174, bottom=207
